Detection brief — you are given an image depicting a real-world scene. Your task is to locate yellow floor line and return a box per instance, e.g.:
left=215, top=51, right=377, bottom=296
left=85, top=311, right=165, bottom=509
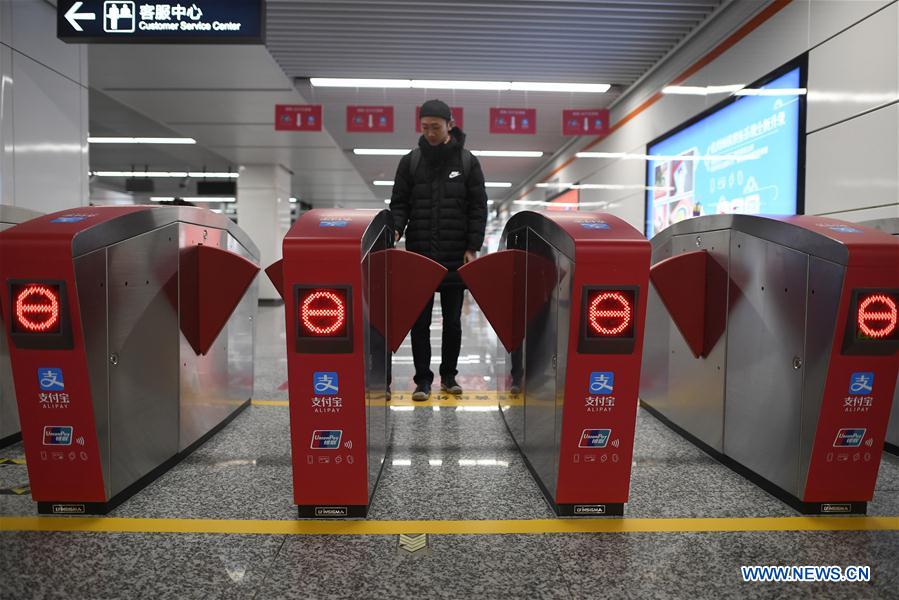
left=251, top=400, right=290, bottom=407
left=1, top=516, right=897, bottom=536
left=252, top=399, right=505, bottom=408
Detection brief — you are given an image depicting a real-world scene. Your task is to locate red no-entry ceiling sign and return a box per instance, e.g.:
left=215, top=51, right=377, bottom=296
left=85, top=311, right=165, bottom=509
left=490, top=108, right=536, bottom=134
left=275, top=105, right=323, bottom=131
left=347, top=106, right=394, bottom=133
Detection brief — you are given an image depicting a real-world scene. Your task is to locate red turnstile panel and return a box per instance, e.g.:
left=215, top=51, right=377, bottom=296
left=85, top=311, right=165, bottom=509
left=280, top=209, right=445, bottom=517
left=0, top=206, right=260, bottom=514
left=460, top=211, right=651, bottom=516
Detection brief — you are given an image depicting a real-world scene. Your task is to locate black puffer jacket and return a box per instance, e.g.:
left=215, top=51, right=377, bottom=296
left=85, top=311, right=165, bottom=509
left=389, top=128, right=488, bottom=272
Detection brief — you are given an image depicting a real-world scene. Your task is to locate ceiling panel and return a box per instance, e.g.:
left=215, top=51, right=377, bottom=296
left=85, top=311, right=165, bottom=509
left=88, top=1, right=726, bottom=209
left=266, top=0, right=725, bottom=201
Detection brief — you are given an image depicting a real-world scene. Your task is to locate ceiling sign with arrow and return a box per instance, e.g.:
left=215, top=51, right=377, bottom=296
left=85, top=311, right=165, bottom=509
left=56, top=1, right=266, bottom=44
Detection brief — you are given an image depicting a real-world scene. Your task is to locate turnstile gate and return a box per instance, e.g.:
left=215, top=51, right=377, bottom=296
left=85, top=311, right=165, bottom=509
left=269, top=209, right=446, bottom=517
left=861, top=217, right=899, bottom=455
left=642, top=214, right=899, bottom=514
left=460, top=211, right=651, bottom=516
left=0, top=206, right=260, bottom=514
left=0, top=205, right=43, bottom=447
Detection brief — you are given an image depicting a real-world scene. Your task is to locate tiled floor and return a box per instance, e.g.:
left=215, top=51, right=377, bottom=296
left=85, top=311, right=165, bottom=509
left=1, top=302, right=898, bottom=599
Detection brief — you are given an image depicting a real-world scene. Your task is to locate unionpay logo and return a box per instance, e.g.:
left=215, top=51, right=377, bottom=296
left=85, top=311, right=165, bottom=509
left=38, top=368, right=65, bottom=391
left=313, top=372, right=339, bottom=395
left=833, top=428, right=866, bottom=448
left=43, top=426, right=73, bottom=446
left=579, top=429, right=611, bottom=448
left=848, top=372, right=874, bottom=395
left=310, top=430, right=342, bottom=450
left=589, top=372, right=614, bottom=395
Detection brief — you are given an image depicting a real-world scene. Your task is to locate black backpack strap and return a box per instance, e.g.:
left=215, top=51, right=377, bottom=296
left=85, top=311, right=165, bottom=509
left=409, top=147, right=421, bottom=180
left=461, top=149, right=473, bottom=183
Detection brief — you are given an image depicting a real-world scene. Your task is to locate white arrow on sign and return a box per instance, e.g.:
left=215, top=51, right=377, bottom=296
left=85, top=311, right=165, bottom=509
left=65, top=2, right=96, bottom=32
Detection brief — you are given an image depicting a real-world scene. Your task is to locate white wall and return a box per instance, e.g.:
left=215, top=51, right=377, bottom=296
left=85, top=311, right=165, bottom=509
left=0, top=0, right=90, bottom=213
left=237, top=164, right=292, bottom=301
left=514, top=0, right=899, bottom=230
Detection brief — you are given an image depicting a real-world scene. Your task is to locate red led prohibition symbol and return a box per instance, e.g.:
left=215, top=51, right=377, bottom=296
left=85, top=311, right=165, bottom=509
left=857, top=294, right=898, bottom=339
left=300, top=290, right=346, bottom=336
left=15, top=284, right=61, bottom=332
left=588, top=291, right=632, bottom=336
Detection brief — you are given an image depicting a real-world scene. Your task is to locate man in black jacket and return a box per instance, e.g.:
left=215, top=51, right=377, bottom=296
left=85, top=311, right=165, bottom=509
left=390, top=99, right=488, bottom=401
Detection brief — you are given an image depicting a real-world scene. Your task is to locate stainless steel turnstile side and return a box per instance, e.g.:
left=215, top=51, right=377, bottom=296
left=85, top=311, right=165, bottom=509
left=0, top=205, right=43, bottom=446
left=495, top=217, right=576, bottom=504
left=860, top=218, right=899, bottom=453
left=642, top=229, right=730, bottom=452
left=642, top=215, right=850, bottom=501
left=71, top=208, right=260, bottom=498
left=178, top=222, right=258, bottom=452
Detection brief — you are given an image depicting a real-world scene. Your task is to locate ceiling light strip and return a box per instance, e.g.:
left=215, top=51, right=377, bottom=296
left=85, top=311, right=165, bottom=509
left=355, top=149, right=543, bottom=158
left=88, top=137, right=197, bottom=144
left=375, top=180, right=511, bottom=187
left=92, top=171, right=238, bottom=178
left=311, top=78, right=609, bottom=93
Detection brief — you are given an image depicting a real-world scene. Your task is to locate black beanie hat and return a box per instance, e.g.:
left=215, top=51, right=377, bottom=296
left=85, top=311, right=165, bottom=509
left=419, top=99, right=453, bottom=122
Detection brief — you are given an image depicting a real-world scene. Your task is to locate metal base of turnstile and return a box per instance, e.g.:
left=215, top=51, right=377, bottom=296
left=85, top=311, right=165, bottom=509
left=641, top=401, right=867, bottom=516
left=499, top=405, right=625, bottom=518
left=0, top=431, right=22, bottom=449
left=297, top=505, right=370, bottom=518
left=37, top=399, right=250, bottom=515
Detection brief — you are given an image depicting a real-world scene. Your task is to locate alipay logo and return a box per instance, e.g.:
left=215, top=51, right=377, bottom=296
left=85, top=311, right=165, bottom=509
left=589, top=372, right=614, bottom=395
left=848, top=372, right=874, bottom=395
left=313, top=372, right=339, bottom=395
left=38, top=368, right=65, bottom=391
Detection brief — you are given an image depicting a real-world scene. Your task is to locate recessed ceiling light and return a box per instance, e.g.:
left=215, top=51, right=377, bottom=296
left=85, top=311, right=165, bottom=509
left=375, top=180, right=512, bottom=188
left=95, top=171, right=189, bottom=177
left=733, top=87, right=807, bottom=96
left=412, top=79, right=509, bottom=91
left=510, top=82, right=610, bottom=93
left=312, top=78, right=609, bottom=93
left=472, top=150, right=543, bottom=158
left=93, top=170, right=237, bottom=178
left=354, top=149, right=410, bottom=156
left=662, top=84, right=744, bottom=96
left=309, top=78, right=410, bottom=88
left=355, top=149, right=543, bottom=158
left=88, top=137, right=196, bottom=144
left=188, top=172, right=239, bottom=178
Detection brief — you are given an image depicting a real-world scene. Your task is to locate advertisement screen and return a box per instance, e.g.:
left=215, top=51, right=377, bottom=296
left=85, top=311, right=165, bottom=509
left=645, top=65, right=804, bottom=238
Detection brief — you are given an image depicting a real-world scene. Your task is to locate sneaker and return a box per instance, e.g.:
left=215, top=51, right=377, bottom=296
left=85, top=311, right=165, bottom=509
left=441, top=377, right=463, bottom=395
left=510, top=384, right=521, bottom=395
left=412, top=382, right=431, bottom=402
